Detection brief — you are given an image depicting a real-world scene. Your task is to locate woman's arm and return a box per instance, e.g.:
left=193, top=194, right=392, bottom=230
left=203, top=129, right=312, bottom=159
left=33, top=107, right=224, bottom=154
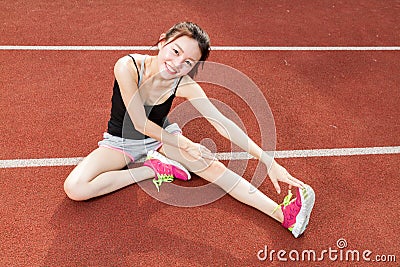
left=177, top=79, right=305, bottom=193
left=113, top=56, right=212, bottom=158
left=177, top=79, right=265, bottom=161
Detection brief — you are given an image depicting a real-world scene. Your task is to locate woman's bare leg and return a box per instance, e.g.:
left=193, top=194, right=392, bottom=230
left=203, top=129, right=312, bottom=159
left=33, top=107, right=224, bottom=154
left=159, top=143, right=284, bottom=223
left=64, top=143, right=284, bottom=222
left=64, top=147, right=154, bottom=201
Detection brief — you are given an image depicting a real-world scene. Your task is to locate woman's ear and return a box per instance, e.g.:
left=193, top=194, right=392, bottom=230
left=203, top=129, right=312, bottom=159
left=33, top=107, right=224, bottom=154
left=158, top=33, right=166, bottom=49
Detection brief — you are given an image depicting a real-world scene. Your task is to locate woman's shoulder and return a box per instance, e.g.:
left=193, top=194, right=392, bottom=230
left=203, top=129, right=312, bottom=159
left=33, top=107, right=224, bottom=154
left=179, top=75, right=198, bottom=89
left=128, top=53, right=149, bottom=59
left=176, top=75, right=205, bottom=98
left=114, top=53, right=148, bottom=75
left=114, top=54, right=146, bottom=83
left=117, top=53, right=147, bottom=64
left=116, top=53, right=149, bottom=63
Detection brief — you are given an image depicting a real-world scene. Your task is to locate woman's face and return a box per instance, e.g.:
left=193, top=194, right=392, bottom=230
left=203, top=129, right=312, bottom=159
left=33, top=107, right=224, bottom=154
left=157, top=35, right=202, bottom=79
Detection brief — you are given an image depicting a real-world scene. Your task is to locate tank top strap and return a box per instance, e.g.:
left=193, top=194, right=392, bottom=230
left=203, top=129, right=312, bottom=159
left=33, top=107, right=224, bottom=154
left=171, top=76, right=183, bottom=95
left=127, top=54, right=140, bottom=83
left=127, top=54, right=148, bottom=87
left=138, top=55, right=148, bottom=87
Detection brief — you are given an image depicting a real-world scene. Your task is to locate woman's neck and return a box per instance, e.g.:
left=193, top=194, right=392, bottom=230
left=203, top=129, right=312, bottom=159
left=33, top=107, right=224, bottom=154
left=142, top=55, right=174, bottom=87
left=144, top=56, right=162, bottom=80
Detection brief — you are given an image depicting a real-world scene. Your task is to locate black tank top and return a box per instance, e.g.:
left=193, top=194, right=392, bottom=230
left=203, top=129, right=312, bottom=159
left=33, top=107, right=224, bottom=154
left=107, top=55, right=182, bottom=139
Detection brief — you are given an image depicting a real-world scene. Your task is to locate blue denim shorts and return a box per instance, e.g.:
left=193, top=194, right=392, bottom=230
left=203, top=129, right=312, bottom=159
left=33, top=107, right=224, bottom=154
left=98, top=123, right=181, bottom=162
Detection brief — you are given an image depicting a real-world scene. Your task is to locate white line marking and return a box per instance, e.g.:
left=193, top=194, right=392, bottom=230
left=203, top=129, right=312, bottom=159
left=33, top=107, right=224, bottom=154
left=0, top=157, right=84, bottom=168
left=1, top=146, right=399, bottom=168
left=0, top=46, right=399, bottom=51
left=218, top=146, right=400, bottom=160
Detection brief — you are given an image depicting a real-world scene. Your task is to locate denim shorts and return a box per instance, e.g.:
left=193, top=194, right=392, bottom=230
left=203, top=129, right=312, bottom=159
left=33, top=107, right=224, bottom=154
left=98, top=123, right=181, bottom=163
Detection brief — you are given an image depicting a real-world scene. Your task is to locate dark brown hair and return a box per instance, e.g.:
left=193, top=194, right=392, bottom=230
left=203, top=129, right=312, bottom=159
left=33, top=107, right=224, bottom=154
left=158, top=22, right=211, bottom=77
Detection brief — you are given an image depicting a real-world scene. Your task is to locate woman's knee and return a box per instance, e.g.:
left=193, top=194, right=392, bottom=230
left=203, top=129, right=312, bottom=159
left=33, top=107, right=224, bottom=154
left=195, top=159, right=227, bottom=182
left=159, top=144, right=227, bottom=178
left=63, top=173, right=91, bottom=201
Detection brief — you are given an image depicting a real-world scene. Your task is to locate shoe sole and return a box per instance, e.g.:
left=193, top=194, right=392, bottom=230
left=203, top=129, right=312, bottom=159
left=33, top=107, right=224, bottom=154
left=148, top=151, right=191, bottom=180
left=291, top=184, right=315, bottom=238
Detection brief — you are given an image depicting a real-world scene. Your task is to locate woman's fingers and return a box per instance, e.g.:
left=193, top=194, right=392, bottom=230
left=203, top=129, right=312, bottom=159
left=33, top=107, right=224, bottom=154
left=286, top=179, right=303, bottom=189
left=199, top=145, right=215, bottom=160
left=272, top=179, right=281, bottom=194
left=186, top=143, right=215, bottom=161
left=268, top=161, right=306, bottom=193
left=287, top=174, right=305, bottom=189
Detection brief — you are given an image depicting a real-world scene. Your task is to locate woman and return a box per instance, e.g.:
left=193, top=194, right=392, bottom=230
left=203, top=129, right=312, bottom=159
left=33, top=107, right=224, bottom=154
left=64, top=22, right=315, bottom=238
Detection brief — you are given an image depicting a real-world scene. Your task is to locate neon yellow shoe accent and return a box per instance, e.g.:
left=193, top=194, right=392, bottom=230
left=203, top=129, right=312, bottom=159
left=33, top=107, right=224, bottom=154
left=152, top=175, right=174, bottom=192
left=272, top=189, right=294, bottom=214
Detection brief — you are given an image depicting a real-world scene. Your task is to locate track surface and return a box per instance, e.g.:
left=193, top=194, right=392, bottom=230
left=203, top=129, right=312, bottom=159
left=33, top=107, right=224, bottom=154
left=1, top=1, right=399, bottom=266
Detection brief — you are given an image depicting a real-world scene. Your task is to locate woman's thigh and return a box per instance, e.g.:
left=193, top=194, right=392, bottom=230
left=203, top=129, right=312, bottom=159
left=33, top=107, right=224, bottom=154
left=65, top=146, right=132, bottom=185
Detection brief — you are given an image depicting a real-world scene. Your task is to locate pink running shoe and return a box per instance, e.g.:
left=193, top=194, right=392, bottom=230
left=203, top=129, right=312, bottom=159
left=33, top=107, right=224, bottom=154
left=278, top=184, right=315, bottom=238
left=143, top=150, right=191, bottom=192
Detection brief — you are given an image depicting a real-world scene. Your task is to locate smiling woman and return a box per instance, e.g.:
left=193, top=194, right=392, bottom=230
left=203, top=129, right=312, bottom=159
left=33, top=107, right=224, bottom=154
left=63, top=21, right=315, bottom=238
left=155, top=22, right=210, bottom=78
left=157, top=35, right=202, bottom=79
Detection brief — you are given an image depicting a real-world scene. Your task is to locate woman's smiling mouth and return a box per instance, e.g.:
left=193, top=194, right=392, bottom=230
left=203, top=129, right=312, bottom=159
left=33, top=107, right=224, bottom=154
left=165, top=62, right=177, bottom=75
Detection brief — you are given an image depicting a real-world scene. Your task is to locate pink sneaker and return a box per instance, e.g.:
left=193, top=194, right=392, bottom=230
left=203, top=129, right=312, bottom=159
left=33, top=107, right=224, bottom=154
left=143, top=150, right=191, bottom=192
left=278, top=185, right=315, bottom=238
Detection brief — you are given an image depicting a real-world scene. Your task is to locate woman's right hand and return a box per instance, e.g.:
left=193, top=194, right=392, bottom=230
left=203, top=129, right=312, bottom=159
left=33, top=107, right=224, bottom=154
left=184, top=141, right=215, bottom=161
left=267, top=160, right=305, bottom=194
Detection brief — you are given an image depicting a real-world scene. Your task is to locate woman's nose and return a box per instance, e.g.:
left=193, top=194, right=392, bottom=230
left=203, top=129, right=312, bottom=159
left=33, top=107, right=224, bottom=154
left=174, top=57, right=185, bottom=69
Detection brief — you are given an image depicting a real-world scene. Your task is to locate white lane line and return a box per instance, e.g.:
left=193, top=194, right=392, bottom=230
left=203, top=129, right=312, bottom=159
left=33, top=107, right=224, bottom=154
left=0, top=157, right=84, bottom=168
left=0, top=46, right=400, bottom=51
left=1, top=146, right=399, bottom=168
left=218, top=146, right=400, bottom=160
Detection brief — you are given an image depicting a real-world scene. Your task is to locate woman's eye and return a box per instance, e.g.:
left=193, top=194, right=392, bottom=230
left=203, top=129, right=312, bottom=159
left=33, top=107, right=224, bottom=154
left=185, top=61, right=192, bottom=67
left=173, top=49, right=179, bottom=55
